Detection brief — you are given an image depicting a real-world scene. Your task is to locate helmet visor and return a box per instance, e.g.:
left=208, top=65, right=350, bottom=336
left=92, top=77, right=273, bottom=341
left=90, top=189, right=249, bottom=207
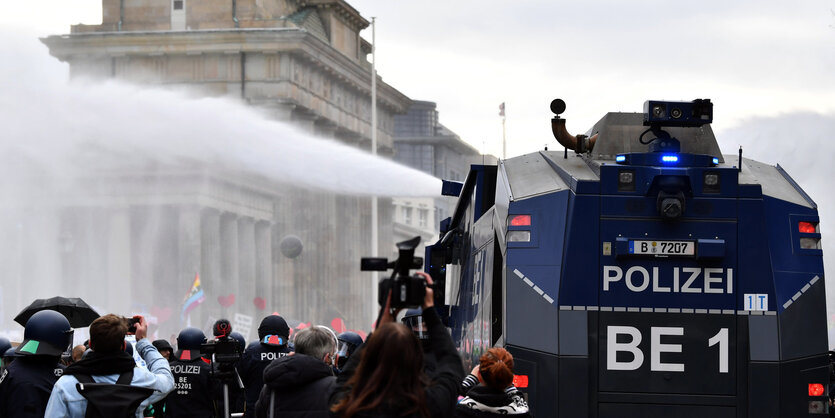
left=402, top=315, right=429, bottom=340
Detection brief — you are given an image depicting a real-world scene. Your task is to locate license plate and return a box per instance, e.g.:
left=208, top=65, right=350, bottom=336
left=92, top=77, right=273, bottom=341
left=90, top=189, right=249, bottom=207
left=629, top=240, right=694, bottom=256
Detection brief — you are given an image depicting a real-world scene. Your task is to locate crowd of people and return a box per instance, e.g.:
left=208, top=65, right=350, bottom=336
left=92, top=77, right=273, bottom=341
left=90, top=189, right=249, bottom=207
left=0, top=273, right=532, bottom=418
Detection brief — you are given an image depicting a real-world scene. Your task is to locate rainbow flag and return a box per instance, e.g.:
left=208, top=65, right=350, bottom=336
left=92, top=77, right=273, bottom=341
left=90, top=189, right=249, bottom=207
left=181, top=273, right=205, bottom=320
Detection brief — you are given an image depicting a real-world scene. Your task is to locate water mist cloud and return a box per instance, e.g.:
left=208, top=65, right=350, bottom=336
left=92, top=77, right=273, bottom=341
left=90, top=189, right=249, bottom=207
left=0, top=32, right=441, bottom=198
left=716, top=114, right=835, bottom=349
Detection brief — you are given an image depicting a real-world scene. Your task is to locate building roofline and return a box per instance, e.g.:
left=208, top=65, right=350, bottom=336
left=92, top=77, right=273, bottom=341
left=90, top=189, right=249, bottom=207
left=41, top=28, right=411, bottom=113
left=393, top=135, right=481, bottom=155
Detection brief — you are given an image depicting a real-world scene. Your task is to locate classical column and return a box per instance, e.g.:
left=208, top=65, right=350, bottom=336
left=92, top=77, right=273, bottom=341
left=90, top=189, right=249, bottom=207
left=220, top=212, right=239, bottom=318
left=255, top=220, right=273, bottom=316
left=178, top=206, right=202, bottom=326
left=21, top=208, right=62, bottom=308
left=201, top=208, right=221, bottom=327
left=106, top=208, right=132, bottom=311
left=130, top=207, right=154, bottom=316
left=271, top=224, right=296, bottom=319
left=237, top=216, right=256, bottom=321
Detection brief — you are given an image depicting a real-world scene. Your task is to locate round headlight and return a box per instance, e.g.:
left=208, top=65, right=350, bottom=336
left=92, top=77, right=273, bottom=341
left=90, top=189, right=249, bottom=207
left=704, top=173, right=719, bottom=186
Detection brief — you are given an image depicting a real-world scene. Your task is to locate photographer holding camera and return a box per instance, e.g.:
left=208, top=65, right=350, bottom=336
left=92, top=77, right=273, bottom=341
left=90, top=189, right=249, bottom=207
left=45, top=314, right=174, bottom=417
left=330, top=272, right=464, bottom=418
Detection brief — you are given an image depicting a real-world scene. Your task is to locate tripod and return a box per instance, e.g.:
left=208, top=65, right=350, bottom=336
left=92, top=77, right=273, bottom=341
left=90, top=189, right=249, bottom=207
left=211, top=361, right=244, bottom=418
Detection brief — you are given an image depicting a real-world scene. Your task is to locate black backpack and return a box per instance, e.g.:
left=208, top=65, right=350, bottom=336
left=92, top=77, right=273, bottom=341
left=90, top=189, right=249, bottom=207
left=75, top=370, right=155, bottom=418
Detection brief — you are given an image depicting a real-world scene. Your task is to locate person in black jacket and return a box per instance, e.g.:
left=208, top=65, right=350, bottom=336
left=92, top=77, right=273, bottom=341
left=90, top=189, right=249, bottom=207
left=330, top=273, right=464, bottom=418
left=254, top=325, right=337, bottom=418
left=237, top=314, right=291, bottom=418
left=0, top=310, right=72, bottom=418
left=456, top=347, right=529, bottom=418
left=165, top=327, right=218, bottom=418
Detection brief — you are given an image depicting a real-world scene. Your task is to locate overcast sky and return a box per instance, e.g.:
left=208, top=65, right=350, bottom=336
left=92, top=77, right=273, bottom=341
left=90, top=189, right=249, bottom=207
left=4, top=0, right=834, bottom=157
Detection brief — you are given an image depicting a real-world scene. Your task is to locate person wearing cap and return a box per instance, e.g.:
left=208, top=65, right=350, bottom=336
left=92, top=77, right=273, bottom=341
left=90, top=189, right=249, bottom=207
left=237, top=314, right=291, bottom=418
left=0, top=310, right=72, bottom=417
left=153, top=339, right=176, bottom=361
left=45, top=314, right=174, bottom=418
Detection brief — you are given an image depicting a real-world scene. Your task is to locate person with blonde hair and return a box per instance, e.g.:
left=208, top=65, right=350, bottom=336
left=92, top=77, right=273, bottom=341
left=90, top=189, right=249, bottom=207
left=456, top=347, right=530, bottom=417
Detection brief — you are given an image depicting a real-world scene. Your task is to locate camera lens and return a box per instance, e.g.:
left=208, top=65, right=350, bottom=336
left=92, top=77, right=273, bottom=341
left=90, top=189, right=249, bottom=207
left=671, top=108, right=683, bottom=119
left=653, top=105, right=666, bottom=118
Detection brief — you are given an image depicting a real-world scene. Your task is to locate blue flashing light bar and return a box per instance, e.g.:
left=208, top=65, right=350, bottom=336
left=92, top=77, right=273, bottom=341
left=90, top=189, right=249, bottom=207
left=615, top=155, right=626, bottom=163
left=661, top=154, right=679, bottom=163
left=712, top=157, right=719, bottom=165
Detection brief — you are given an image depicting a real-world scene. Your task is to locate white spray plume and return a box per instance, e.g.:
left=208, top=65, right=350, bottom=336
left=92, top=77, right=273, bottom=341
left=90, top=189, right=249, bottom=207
left=0, top=32, right=441, bottom=198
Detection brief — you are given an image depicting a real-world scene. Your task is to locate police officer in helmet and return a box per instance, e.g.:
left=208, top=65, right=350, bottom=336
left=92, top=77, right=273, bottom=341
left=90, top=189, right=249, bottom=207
left=0, top=310, right=73, bottom=417
left=402, top=308, right=438, bottom=375
left=236, top=315, right=291, bottom=418
left=334, top=332, right=363, bottom=374
left=165, top=327, right=217, bottom=418
left=1, top=347, right=19, bottom=374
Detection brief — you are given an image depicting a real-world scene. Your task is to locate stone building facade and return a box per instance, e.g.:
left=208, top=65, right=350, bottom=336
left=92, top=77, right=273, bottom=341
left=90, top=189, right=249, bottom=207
left=392, top=101, right=497, bottom=249
left=36, top=0, right=410, bottom=338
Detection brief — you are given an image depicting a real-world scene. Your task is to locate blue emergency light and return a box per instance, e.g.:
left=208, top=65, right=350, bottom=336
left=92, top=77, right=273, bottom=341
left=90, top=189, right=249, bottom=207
left=661, top=154, right=679, bottom=163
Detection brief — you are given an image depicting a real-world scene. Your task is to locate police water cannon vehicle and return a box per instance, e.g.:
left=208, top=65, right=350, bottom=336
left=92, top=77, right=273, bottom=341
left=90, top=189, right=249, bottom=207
left=424, top=98, right=830, bottom=417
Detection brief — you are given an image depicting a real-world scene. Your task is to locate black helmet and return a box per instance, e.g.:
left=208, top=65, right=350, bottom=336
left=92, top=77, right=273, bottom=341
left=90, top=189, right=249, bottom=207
left=402, top=309, right=428, bottom=340
left=258, top=315, right=289, bottom=346
left=0, top=337, right=11, bottom=355
left=229, top=332, right=246, bottom=352
left=16, top=310, right=73, bottom=357
left=177, top=327, right=206, bottom=361
left=178, top=327, right=206, bottom=350
left=335, top=331, right=363, bottom=369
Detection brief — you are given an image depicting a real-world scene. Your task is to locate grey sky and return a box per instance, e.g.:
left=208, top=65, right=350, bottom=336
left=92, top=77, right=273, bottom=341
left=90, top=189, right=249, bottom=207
left=5, top=0, right=835, bottom=156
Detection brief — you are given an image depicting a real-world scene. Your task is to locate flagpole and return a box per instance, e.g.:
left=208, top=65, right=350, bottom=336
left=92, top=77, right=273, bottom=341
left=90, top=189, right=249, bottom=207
left=502, top=116, right=506, bottom=160
left=499, top=102, right=506, bottom=159
left=370, top=17, right=379, bottom=325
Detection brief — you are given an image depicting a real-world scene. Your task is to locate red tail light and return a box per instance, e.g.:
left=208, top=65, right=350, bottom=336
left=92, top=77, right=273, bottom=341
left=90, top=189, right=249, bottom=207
left=509, top=215, right=531, bottom=226
left=808, top=383, right=825, bottom=397
left=512, top=375, right=529, bottom=388
left=798, top=221, right=817, bottom=233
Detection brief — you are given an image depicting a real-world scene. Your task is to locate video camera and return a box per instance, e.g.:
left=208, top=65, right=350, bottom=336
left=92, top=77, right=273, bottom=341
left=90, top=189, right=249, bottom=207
left=200, top=319, right=242, bottom=370
left=643, top=98, right=713, bottom=128
left=361, top=236, right=427, bottom=309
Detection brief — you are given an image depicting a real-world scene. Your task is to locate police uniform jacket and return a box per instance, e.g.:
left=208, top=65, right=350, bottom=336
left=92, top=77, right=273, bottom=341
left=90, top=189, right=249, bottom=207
left=253, top=353, right=336, bottom=418
left=165, top=354, right=217, bottom=418
left=237, top=341, right=290, bottom=418
left=0, top=356, right=64, bottom=418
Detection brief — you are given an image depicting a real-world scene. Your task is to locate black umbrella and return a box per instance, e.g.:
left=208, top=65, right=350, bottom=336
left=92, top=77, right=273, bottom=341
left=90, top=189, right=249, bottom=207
left=14, top=297, right=100, bottom=328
